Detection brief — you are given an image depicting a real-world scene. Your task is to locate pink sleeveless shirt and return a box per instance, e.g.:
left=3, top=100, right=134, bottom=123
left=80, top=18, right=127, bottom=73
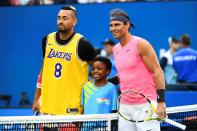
left=113, top=35, right=157, bottom=104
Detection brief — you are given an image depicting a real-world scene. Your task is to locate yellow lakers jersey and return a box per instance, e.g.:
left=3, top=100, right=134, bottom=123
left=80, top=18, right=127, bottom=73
left=41, top=32, right=88, bottom=115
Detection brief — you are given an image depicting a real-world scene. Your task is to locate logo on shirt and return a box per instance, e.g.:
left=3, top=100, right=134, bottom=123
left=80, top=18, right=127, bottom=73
left=47, top=48, right=72, bottom=61
left=174, top=55, right=196, bottom=62
left=126, top=49, right=130, bottom=52
left=96, top=98, right=110, bottom=105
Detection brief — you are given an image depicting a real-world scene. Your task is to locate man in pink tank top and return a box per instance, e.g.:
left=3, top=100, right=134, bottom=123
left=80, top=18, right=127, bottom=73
left=109, top=9, right=166, bottom=131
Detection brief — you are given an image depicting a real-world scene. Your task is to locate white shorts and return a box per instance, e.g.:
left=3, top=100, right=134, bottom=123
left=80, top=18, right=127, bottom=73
left=118, top=101, right=160, bottom=131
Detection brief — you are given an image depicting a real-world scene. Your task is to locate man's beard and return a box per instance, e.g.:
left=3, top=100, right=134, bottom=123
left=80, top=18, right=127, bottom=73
left=58, top=28, right=69, bottom=33
left=57, top=26, right=70, bottom=33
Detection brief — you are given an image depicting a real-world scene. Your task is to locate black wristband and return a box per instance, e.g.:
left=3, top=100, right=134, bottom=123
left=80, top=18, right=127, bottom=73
left=157, top=89, right=165, bottom=102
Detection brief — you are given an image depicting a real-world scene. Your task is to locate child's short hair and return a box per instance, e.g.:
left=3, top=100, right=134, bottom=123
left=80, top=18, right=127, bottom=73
left=92, top=57, right=112, bottom=72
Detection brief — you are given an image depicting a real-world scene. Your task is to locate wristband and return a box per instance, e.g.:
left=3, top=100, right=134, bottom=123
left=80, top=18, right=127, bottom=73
left=36, top=74, right=42, bottom=88
left=157, top=89, right=165, bottom=102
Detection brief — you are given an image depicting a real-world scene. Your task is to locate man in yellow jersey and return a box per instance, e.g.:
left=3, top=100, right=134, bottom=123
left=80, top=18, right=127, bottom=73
left=32, top=5, right=96, bottom=116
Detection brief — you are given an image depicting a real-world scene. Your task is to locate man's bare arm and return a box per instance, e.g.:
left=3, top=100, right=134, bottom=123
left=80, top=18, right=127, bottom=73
left=32, top=67, right=43, bottom=113
left=137, top=39, right=166, bottom=119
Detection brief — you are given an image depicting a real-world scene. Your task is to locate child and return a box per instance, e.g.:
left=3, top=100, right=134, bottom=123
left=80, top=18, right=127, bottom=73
left=81, top=56, right=118, bottom=114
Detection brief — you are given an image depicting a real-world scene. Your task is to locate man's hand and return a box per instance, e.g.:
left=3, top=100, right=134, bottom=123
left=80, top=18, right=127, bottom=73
left=32, top=99, right=40, bottom=113
left=32, top=88, right=41, bottom=113
left=156, top=102, right=166, bottom=120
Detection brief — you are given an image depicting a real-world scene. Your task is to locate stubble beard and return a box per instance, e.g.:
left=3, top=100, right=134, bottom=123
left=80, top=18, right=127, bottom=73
left=58, top=28, right=69, bottom=33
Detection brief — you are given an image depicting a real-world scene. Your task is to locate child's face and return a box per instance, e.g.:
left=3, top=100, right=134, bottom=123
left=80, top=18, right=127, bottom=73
left=91, top=61, right=109, bottom=81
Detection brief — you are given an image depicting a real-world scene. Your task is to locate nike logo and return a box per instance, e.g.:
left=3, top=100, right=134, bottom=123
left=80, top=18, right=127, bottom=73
left=126, top=49, right=130, bottom=52
left=157, top=95, right=160, bottom=99
left=111, top=16, right=116, bottom=20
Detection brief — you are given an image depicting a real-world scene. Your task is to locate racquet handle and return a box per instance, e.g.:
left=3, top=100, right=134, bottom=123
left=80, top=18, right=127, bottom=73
left=164, top=118, right=186, bottom=130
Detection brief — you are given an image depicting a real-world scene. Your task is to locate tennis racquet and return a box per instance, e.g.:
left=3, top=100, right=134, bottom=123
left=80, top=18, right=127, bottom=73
left=117, top=89, right=186, bottom=130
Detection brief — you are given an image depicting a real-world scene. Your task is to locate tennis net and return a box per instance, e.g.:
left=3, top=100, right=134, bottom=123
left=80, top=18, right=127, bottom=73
left=0, top=104, right=197, bottom=131
left=161, top=104, right=197, bottom=131
left=0, top=113, right=118, bottom=131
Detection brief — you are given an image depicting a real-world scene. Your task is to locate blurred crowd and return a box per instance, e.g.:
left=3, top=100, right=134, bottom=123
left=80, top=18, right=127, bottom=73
left=0, top=0, right=177, bottom=6
left=160, top=34, right=197, bottom=85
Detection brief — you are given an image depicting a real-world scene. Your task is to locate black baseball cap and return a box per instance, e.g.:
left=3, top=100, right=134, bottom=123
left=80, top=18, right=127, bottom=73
left=102, top=39, right=115, bottom=46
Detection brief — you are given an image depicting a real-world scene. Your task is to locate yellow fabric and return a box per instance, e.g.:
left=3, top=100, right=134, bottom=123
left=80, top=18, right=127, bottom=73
left=83, top=81, right=98, bottom=105
left=41, top=32, right=88, bottom=115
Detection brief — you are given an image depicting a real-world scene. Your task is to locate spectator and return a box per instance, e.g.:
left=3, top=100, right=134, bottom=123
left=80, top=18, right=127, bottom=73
left=0, top=0, right=10, bottom=6
left=54, top=0, right=77, bottom=4
left=173, top=34, right=197, bottom=83
left=101, top=39, right=117, bottom=78
left=40, top=0, right=54, bottom=5
left=10, top=0, right=39, bottom=6
left=95, top=47, right=102, bottom=56
left=0, top=95, right=11, bottom=106
left=19, top=92, right=31, bottom=106
left=10, top=0, right=20, bottom=6
left=160, top=37, right=180, bottom=84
